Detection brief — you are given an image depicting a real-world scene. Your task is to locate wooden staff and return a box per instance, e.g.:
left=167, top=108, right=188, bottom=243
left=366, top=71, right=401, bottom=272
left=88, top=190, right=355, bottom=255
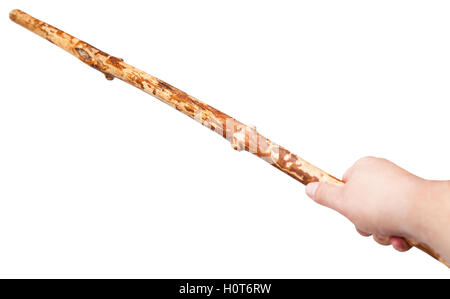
left=9, top=9, right=448, bottom=267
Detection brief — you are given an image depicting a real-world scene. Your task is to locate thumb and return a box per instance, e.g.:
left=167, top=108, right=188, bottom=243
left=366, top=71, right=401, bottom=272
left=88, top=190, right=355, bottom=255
left=305, top=182, right=344, bottom=212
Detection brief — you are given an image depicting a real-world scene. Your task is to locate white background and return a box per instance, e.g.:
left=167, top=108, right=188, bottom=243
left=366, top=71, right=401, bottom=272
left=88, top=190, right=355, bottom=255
left=0, top=0, right=449, bottom=278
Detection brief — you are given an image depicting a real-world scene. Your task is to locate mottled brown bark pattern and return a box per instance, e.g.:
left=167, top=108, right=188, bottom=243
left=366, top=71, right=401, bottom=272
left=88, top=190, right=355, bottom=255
left=9, top=9, right=447, bottom=267
left=9, top=9, right=341, bottom=187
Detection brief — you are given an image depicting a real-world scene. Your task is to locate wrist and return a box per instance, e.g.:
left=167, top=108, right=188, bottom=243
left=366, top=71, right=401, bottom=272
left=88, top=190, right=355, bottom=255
left=407, top=180, right=450, bottom=250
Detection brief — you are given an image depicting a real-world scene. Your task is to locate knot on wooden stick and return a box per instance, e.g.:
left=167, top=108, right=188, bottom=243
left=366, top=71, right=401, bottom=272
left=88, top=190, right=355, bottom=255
left=75, top=48, right=91, bottom=62
left=75, top=47, right=115, bottom=80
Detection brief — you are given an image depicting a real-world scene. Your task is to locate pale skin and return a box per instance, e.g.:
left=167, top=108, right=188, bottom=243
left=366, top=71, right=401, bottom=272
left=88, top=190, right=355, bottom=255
left=305, top=156, right=450, bottom=263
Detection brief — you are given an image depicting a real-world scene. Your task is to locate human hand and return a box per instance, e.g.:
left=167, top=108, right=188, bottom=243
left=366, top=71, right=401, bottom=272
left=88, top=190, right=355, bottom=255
left=305, top=156, right=430, bottom=252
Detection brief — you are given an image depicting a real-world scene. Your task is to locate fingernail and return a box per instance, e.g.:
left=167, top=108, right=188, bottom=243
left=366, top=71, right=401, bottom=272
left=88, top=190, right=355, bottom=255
left=306, top=182, right=319, bottom=199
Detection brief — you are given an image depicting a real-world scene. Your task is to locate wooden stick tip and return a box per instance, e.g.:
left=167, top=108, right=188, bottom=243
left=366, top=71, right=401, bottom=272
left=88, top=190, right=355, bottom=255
left=9, top=9, right=23, bottom=22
